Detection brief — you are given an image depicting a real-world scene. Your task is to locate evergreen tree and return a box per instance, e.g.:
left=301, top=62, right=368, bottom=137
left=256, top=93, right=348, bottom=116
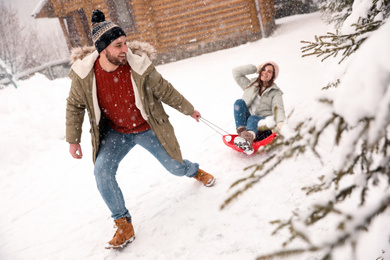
left=223, top=1, right=390, bottom=259
left=319, top=0, right=354, bottom=29
left=275, top=0, right=319, bottom=18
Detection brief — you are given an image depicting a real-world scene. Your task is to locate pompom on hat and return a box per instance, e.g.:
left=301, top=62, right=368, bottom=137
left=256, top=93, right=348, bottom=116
left=91, top=10, right=126, bottom=53
left=257, top=61, right=279, bottom=80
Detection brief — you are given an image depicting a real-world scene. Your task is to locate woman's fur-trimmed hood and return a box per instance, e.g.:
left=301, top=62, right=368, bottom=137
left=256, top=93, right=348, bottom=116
left=69, top=40, right=157, bottom=64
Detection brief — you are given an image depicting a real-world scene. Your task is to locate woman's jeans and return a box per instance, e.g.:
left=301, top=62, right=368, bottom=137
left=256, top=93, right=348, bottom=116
left=94, top=127, right=199, bottom=220
left=234, top=99, right=264, bottom=134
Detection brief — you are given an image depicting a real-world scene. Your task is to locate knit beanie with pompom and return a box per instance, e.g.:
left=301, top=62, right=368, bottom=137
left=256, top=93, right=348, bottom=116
left=91, top=9, right=126, bottom=53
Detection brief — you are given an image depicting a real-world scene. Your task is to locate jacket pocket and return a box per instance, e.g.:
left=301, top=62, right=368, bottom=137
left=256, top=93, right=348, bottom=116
left=155, top=113, right=170, bottom=125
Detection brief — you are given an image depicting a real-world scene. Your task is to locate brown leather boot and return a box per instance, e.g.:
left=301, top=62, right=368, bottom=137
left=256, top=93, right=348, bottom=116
left=234, top=130, right=255, bottom=155
left=105, top=217, right=135, bottom=249
left=194, top=169, right=215, bottom=187
left=236, top=126, right=246, bottom=135
left=240, top=130, right=255, bottom=146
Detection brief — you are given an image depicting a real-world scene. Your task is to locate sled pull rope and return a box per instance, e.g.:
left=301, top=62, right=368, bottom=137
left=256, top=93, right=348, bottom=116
left=199, top=117, right=230, bottom=136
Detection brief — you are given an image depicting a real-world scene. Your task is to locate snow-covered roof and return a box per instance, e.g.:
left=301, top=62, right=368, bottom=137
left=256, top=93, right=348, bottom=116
left=31, top=0, right=49, bottom=18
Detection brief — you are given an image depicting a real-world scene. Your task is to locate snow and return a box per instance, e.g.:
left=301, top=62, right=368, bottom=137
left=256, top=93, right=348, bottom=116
left=341, top=0, right=386, bottom=34
left=0, top=13, right=389, bottom=260
left=258, top=116, right=276, bottom=130
left=31, top=0, right=48, bottom=18
left=334, top=18, right=390, bottom=145
left=341, top=0, right=374, bottom=34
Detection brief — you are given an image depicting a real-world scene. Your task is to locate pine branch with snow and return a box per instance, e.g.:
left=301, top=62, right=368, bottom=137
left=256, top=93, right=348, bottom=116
left=302, top=0, right=389, bottom=63
left=301, top=20, right=381, bottom=63
left=319, top=0, right=354, bottom=29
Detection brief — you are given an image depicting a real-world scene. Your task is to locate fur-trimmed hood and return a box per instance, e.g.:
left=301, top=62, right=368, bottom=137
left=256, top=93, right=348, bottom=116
left=69, top=40, right=157, bottom=64
left=69, top=40, right=157, bottom=80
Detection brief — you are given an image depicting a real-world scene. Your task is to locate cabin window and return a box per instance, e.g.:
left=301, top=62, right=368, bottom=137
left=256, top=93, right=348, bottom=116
left=106, top=0, right=137, bottom=33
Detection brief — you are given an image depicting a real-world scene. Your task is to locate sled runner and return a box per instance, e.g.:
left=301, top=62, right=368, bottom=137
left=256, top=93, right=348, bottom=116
left=223, top=132, right=277, bottom=154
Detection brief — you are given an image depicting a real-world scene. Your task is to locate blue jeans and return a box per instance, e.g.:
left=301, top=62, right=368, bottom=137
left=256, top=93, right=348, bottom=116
left=94, top=127, right=199, bottom=220
left=234, top=99, right=264, bottom=133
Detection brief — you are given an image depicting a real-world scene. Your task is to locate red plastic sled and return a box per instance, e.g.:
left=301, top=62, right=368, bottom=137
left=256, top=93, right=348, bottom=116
left=223, top=132, right=277, bottom=154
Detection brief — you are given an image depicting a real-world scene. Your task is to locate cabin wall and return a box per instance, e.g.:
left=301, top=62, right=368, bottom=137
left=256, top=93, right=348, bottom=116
left=43, top=0, right=275, bottom=64
left=128, top=0, right=271, bottom=63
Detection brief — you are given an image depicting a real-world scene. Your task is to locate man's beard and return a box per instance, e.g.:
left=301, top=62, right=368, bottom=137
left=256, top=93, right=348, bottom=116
left=105, top=50, right=127, bottom=66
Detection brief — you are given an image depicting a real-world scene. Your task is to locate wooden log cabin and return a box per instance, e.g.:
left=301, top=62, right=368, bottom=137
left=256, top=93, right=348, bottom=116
left=33, top=0, right=276, bottom=64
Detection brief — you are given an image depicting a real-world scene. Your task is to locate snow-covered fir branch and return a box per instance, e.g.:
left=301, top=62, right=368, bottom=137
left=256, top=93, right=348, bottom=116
left=302, top=0, right=389, bottom=64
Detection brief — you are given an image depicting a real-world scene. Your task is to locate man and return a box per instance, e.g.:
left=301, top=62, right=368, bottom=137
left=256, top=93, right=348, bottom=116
left=66, top=9, right=215, bottom=249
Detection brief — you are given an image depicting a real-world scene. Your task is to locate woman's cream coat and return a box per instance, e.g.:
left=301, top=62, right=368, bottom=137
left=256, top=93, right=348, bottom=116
left=232, top=64, right=285, bottom=123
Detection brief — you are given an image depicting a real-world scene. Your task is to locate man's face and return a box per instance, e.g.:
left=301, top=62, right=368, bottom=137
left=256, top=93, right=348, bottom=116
left=102, top=36, right=128, bottom=66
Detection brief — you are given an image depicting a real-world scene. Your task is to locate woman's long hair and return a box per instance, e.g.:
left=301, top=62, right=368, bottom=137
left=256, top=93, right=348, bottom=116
left=246, top=63, right=276, bottom=95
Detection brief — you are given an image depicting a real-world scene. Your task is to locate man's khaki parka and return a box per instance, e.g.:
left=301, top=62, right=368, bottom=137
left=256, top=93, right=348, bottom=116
left=66, top=41, right=194, bottom=163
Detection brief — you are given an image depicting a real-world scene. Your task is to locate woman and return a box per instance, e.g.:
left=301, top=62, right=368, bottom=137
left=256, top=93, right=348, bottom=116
left=232, top=61, right=285, bottom=154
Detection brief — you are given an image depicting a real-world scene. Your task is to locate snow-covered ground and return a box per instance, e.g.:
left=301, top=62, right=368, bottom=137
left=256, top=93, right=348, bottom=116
left=0, top=13, right=388, bottom=260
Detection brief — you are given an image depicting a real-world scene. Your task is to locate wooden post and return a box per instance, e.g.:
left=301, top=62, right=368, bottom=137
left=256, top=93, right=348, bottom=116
left=58, top=17, right=72, bottom=50
left=258, top=0, right=276, bottom=37
left=141, top=0, right=159, bottom=50
left=73, top=12, right=89, bottom=46
left=83, top=5, right=93, bottom=33
left=50, top=0, right=72, bottom=50
left=248, top=0, right=261, bottom=34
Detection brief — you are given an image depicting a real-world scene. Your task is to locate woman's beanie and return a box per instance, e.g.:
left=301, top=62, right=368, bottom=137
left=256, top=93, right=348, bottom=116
left=91, top=10, right=126, bottom=53
left=257, top=61, right=279, bottom=80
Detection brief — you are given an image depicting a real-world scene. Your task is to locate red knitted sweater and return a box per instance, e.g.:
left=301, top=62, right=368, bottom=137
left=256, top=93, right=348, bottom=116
left=94, top=58, right=150, bottom=134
